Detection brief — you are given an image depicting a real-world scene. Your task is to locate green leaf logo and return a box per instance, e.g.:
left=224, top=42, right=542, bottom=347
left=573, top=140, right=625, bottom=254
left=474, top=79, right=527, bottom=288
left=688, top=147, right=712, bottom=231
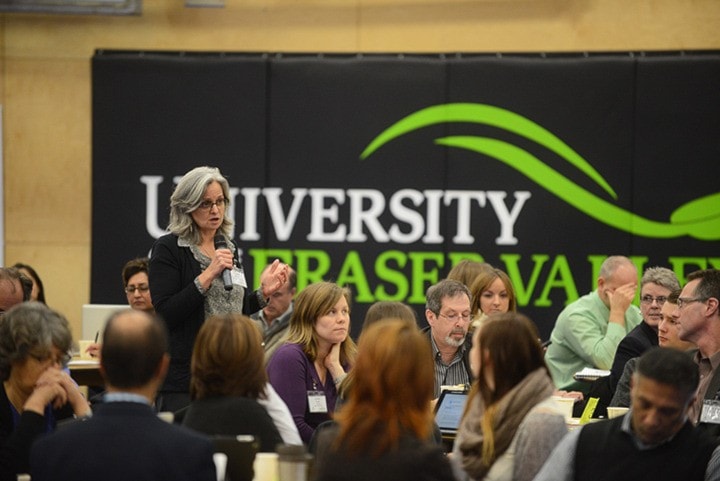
left=360, top=103, right=720, bottom=241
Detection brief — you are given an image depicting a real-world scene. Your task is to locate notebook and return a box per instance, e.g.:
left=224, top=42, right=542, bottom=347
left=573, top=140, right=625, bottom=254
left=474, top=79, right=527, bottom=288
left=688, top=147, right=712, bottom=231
left=434, top=389, right=469, bottom=439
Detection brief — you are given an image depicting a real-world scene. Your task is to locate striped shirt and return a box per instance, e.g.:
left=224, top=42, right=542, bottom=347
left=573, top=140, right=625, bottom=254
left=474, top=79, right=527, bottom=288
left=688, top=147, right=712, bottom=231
left=430, top=334, right=470, bottom=398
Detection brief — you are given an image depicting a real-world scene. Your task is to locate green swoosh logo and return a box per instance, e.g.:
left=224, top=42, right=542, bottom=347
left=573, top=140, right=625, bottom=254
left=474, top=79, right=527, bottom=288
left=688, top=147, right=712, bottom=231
left=360, top=103, right=720, bottom=241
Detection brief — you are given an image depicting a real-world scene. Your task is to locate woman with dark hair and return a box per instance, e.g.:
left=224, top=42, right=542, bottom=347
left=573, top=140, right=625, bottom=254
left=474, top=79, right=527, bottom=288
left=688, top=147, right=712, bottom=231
left=313, top=319, right=454, bottom=481
left=181, top=314, right=282, bottom=452
left=121, top=257, right=154, bottom=313
left=452, top=313, right=567, bottom=481
left=11, top=263, right=45, bottom=304
left=149, top=166, right=288, bottom=412
left=0, top=302, right=90, bottom=478
left=267, top=282, right=357, bottom=444
left=469, top=269, right=517, bottom=328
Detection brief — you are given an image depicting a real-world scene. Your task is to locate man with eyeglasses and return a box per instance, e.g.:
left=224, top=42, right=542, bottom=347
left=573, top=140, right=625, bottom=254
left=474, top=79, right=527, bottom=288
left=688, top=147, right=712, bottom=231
left=250, top=264, right=297, bottom=364
left=423, top=279, right=473, bottom=398
left=673, top=269, right=720, bottom=426
left=586, top=267, right=681, bottom=416
left=609, top=289, right=695, bottom=408
left=545, top=256, right=642, bottom=394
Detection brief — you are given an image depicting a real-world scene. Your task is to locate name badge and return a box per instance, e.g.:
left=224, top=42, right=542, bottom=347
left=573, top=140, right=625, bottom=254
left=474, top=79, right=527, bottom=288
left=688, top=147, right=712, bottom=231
left=307, top=390, right=328, bottom=413
left=700, top=400, right=720, bottom=424
left=231, top=267, right=248, bottom=288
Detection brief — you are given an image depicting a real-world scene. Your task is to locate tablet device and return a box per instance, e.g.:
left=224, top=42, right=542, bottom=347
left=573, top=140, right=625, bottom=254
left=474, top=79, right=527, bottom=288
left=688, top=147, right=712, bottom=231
left=434, top=389, right=469, bottom=439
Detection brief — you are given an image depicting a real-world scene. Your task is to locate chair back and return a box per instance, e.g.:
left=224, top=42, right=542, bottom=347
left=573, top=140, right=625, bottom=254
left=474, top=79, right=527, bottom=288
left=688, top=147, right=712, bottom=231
left=213, top=435, right=259, bottom=481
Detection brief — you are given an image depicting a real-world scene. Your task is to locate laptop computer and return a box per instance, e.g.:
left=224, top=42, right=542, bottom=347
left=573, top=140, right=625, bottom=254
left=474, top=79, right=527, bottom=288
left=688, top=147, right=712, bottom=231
left=81, top=304, right=128, bottom=341
left=434, top=389, right=469, bottom=440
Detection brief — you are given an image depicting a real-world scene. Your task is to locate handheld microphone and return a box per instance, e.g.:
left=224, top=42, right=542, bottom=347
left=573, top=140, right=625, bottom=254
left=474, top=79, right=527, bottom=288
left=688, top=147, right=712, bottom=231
left=213, top=234, right=233, bottom=291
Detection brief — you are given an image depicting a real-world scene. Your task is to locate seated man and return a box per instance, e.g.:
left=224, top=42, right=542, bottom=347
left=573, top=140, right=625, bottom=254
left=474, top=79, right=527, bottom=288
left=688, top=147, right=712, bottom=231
left=422, top=279, right=473, bottom=399
left=250, top=265, right=297, bottom=363
left=610, top=290, right=694, bottom=408
left=545, top=255, right=642, bottom=392
left=534, top=347, right=720, bottom=481
left=587, top=266, right=679, bottom=416
left=30, top=309, right=216, bottom=481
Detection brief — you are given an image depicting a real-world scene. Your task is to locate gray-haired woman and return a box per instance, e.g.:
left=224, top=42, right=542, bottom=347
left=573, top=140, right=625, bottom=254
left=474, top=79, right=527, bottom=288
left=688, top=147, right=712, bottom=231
left=0, top=302, right=91, bottom=478
left=149, top=166, right=288, bottom=413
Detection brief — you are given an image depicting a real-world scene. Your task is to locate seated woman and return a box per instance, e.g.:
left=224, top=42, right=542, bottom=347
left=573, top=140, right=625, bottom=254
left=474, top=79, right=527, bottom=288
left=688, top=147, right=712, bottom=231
left=469, top=268, right=517, bottom=328
left=314, top=319, right=455, bottom=481
left=181, top=313, right=283, bottom=452
left=267, top=282, right=357, bottom=444
left=451, top=313, right=567, bottom=481
left=0, top=302, right=91, bottom=478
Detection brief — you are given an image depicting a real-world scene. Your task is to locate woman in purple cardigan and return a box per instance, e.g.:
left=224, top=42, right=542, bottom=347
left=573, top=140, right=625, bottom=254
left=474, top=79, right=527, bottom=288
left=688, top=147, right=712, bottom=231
left=266, top=282, right=357, bottom=444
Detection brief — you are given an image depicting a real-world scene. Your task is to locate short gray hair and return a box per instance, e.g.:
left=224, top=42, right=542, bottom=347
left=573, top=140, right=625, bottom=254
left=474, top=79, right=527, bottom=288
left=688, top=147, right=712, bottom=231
left=0, top=302, right=73, bottom=381
left=167, top=166, right=233, bottom=244
left=641, top=267, right=680, bottom=292
left=425, top=279, right=471, bottom=314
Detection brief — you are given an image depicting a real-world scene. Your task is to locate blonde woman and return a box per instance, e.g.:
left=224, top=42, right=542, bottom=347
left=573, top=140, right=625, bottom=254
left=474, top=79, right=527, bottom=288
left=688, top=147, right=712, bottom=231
left=266, top=282, right=357, bottom=444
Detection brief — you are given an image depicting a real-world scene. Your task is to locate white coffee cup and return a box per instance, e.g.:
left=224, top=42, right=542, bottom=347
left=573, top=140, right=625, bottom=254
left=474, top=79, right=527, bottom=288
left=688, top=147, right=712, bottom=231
left=77, top=339, right=95, bottom=360
left=253, top=452, right=279, bottom=481
left=606, top=406, right=630, bottom=419
left=552, top=396, right=576, bottom=420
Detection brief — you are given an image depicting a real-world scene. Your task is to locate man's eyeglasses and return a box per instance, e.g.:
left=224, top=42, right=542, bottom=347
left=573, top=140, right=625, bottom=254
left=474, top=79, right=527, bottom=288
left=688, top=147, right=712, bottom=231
left=197, top=198, right=227, bottom=211
left=640, top=295, right=668, bottom=305
left=125, top=284, right=150, bottom=294
left=677, top=297, right=707, bottom=309
left=437, top=312, right=471, bottom=323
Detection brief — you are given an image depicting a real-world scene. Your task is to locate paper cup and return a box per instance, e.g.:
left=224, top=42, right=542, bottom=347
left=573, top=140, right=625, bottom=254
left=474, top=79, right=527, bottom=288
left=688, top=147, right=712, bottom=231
left=253, top=452, right=279, bottom=481
left=606, top=407, right=629, bottom=419
left=78, top=340, right=95, bottom=359
left=552, top=396, right=576, bottom=420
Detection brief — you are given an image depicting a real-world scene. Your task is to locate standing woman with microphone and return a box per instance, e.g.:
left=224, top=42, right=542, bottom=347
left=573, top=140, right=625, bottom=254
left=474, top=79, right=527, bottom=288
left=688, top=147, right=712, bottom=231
left=150, top=166, right=288, bottom=413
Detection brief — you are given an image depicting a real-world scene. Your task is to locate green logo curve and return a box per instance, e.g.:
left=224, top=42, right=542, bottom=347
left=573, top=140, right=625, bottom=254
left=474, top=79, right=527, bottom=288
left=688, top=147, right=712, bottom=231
left=360, top=103, right=720, bottom=241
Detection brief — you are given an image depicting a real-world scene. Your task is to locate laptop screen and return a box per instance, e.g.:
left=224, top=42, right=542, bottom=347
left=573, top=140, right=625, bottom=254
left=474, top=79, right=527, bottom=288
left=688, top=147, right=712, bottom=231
left=434, top=390, right=469, bottom=435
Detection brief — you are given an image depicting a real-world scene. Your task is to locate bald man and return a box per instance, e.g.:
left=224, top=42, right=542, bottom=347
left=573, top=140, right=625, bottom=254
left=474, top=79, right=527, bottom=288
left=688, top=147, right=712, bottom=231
left=31, top=310, right=216, bottom=481
left=545, top=256, right=642, bottom=392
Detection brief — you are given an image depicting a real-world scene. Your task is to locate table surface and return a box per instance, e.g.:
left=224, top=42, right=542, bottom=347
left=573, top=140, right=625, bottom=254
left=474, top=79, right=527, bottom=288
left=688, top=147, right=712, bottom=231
left=68, top=358, right=103, bottom=386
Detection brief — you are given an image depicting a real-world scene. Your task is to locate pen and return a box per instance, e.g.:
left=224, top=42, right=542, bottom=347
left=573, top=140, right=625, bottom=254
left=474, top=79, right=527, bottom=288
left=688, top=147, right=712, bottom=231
left=94, top=331, right=99, bottom=343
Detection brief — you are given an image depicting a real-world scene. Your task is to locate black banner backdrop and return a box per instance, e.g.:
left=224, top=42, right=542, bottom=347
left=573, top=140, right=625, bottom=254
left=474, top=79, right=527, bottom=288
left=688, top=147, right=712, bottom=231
left=92, top=51, right=720, bottom=340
